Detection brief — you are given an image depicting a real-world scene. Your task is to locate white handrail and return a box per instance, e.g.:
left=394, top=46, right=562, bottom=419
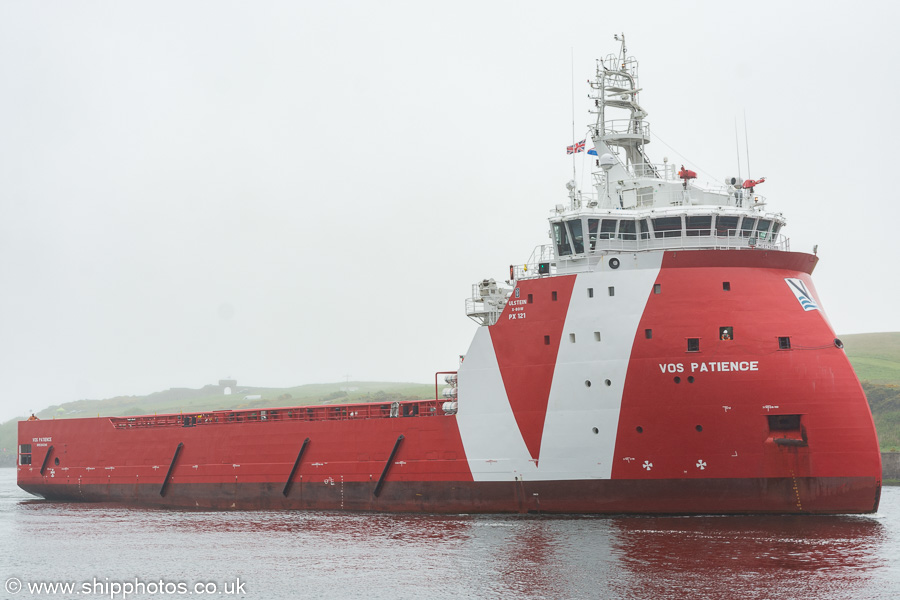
left=512, top=231, right=790, bottom=280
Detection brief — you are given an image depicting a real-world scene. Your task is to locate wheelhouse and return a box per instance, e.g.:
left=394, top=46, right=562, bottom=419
left=550, top=209, right=786, bottom=257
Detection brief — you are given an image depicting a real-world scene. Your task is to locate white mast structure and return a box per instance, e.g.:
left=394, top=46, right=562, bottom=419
left=542, top=34, right=787, bottom=276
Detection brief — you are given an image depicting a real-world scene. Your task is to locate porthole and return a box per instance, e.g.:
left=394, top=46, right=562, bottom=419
left=585, top=380, right=592, bottom=388
left=609, top=258, right=620, bottom=269
left=695, top=425, right=703, bottom=432
left=604, top=379, right=611, bottom=386
left=592, top=427, right=599, bottom=434
left=674, top=376, right=681, bottom=384
left=636, top=426, right=644, bottom=433
left=687, top=376, right=695, bottom=383
left=54, top=457, right=60, bottom=466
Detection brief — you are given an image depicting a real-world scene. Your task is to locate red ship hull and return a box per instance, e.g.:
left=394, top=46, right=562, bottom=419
left=17, top=250, right=882, bottom=514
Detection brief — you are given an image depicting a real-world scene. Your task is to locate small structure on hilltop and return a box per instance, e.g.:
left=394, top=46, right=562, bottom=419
left=218, top=379, right=237, bottom=395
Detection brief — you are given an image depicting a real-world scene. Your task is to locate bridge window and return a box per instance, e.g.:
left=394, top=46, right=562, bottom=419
left=756, top=219, right=772, bottom=239
left=553, top=223, right=572, bottom=256
left=588, top=219, right=599, bottom=250
left=600, top=219, right=618, bottom=240
left=686, top=216, right=712, bottom=236
left=715, top=215, right=739, bottom=236
left=771, top=222, right=782, bottom=237
left=652, top=217, right=682, bottom=238
left=639, top=219, right=651, bottom=240
left=740, top=217, right=757, bottom=237
left=567, top=219, right=584, bottom=254
left=618, top=220, right=637, bottom=240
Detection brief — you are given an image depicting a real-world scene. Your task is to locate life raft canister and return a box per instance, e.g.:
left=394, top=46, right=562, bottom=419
left=678, top=165, right=697, bottom=180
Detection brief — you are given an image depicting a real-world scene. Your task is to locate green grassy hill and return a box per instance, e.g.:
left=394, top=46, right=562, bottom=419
left=842, top=332, right=900, bottom=451
left=31, top=381, right=435, bottom=421
left=863, top=382, right=900, bottom=452
left=841, top=332, right=900, bottom=384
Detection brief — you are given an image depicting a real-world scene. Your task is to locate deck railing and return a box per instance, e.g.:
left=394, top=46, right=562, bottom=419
left=109, top=398, right=447, bottom=429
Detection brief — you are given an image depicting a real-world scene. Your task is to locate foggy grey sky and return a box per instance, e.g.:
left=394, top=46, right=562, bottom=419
left=1, top=1, right=898, bottom=422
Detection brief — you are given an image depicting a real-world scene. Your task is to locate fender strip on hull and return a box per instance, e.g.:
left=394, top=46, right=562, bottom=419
left=39, top=445, right=54, bottom=476
left=282, top=437, right=310, bottom=497
left=159, top=442, right=184, bottom=497
left=373, top=434, right=405, bottom=498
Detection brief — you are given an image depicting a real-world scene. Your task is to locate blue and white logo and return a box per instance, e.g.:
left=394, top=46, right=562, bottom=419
left=785, top=278, right=819, bottom=311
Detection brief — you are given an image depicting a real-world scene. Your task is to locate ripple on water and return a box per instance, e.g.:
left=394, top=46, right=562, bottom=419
left=2, top=471, right=898, bottom=599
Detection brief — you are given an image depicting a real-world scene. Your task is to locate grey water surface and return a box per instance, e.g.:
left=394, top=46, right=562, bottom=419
left=1, top=469, right=898, bottom=600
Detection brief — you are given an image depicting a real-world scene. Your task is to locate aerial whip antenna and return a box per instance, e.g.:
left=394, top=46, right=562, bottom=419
left=734, top=118, right=742, bottom=181
left=571, top=47, right=577, bottom=184
left=744, top=110, right=751, bottom=178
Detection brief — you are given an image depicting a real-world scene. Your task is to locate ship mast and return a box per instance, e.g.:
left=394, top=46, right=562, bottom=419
left=588, top=34, right=659, bottom=207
